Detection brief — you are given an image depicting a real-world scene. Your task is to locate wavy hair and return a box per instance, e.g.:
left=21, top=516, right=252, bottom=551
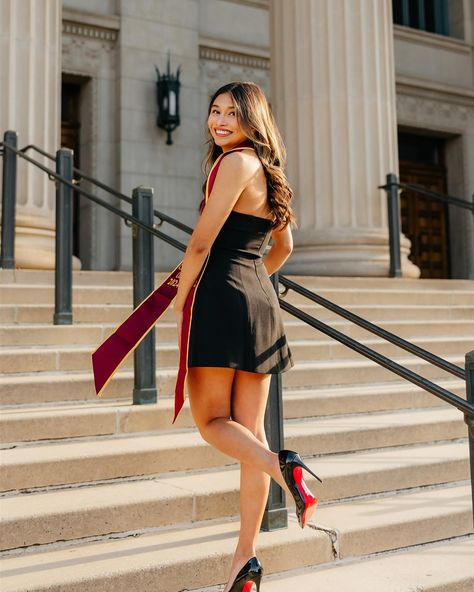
left=201, top=81, right=297, bottom=230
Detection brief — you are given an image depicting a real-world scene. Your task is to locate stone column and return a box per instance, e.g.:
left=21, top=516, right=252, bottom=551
left=0, top=0, right=62, bottom=269
left=270, top=0, right=419, bottom=277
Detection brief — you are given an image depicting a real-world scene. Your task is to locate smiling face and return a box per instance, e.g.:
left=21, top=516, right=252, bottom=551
left=207, top=92, right=248, bottom=152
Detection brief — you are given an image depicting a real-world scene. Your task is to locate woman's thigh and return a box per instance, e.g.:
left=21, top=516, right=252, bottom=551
left=231, top=370, right=272, bottom=439
left=187, top=366, right=236, bottom=430
left=186, top=367, right=272, bottom=440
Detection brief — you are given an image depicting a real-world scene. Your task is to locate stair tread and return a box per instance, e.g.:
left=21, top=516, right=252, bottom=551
left=316, top=482, right=471, bottom=532
left=1, top=441, right=468, bottom=518
left=2, top=333, right=473, bottom=353
left=4, top=301, right=474, bottom=308
left=1, top=407, right=463, bottom=460
left=0, top=486, right=471, bottom=592
left=197, top=537, right=474, bottom=592
left=0, top=352, right=465, bottom=380
left=2, top=282, right=473, bottom=294
left=0, top=517, right=332, bottom=592
left=0, top=377, right=464, bottom=416
left=2, top=318, right=474, bottom=328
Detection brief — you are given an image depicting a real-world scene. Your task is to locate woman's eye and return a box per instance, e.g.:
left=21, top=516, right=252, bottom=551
left=212, top=109, right=235, bottom=115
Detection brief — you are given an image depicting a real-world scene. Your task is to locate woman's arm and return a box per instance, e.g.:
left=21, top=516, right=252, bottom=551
left=263, top=222, right=293, bottom=276
left=262, top=245, right=292, bottom=276
left=173, top=247, right=209, bottom=311
left=173, top=151, right=257, bottom=312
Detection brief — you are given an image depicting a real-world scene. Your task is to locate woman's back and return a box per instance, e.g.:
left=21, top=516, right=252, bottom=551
left=187, top=146, right=294, bottom=374
left=231, top=150, right=273, bottom=221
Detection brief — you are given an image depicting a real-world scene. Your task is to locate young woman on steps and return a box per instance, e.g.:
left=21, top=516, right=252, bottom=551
left=173, top=81, right=323, bottom=592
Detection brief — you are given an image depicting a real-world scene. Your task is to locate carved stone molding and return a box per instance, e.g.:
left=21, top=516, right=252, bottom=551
left=200, top=45, right=270, bottom=70
left=62, top=21, right=118, bottom=42
left=199, top=41, right=271, bottom=111
left=396, top=92, right=473, bottom=132
left=199, top=58, right=271, bottom=110
left=62, top=9, right=119, bottom=44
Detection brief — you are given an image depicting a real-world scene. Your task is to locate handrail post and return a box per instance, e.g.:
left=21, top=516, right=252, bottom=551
left=261, top=270, right=288, bottom=531
left=386, top=172, right=402, bottom=278
left=54, top=148, right=74, bottom=325
left=465, top=350, right=474, bottom=528
left=1, top=131, right=18, bottom=269
left=132, top=186, right=157, bottom=405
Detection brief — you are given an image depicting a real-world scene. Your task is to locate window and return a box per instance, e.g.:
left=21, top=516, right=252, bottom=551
left=392, top=0, right=450, bottom=36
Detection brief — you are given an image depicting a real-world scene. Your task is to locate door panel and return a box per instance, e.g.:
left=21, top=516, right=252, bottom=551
left=399, top=163, right=450, bottom=279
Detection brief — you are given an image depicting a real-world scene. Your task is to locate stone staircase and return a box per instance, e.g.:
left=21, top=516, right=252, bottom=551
left=0, top=269, right=473, bottom=592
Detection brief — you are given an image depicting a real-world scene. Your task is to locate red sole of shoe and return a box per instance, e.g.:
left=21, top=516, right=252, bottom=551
left=293, top=466, right=318, bottom=528
left=242, top=581, right=255, bottom=592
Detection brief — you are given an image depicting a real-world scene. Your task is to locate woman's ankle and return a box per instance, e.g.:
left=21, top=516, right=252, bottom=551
left=233, top=543, right=256, bottom=560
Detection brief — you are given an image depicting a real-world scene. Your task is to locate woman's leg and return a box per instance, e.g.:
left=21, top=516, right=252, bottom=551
left=186, top=367, right=290, bottom=493
left=187, top=367, right=291, bottom=590
left=224, top=370, right=272, bottom=592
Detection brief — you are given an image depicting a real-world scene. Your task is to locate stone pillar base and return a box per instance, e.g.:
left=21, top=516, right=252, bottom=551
left=281, top=229, right=420, bottom=278
left=11, top=213, right=81, bottom=270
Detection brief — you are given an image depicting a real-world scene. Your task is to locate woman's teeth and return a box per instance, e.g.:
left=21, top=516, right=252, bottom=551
left=216, top=130, right=231, bottom=136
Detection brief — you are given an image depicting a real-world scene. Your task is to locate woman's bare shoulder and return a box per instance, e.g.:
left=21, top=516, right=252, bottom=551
left=217, top=149, right=259, bottom=180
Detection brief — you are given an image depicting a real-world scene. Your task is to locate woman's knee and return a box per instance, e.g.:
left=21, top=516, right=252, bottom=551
left=198, top=415, right=229, bottom=442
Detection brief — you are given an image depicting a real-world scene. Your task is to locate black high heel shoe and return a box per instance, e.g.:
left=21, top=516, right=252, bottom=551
left=228, top=556, right=263, bottom=592
left=278, top=449, right=323, bottom=529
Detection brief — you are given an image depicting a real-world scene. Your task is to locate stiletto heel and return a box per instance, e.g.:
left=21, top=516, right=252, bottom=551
left=278, top=449, right=323, bottom=529
left=228, top=556, right=263, bottom=592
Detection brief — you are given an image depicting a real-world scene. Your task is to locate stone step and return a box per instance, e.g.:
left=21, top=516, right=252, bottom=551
left=2, top=268, right=473, bottom=290
left=0, top=335, right=470, bottom=374
left=2, top=318, right=474, bottom=346
left=0, top=407, right=465, bottom=492
left=0, top=441, right=468, bottom=550
left=0, top=516, right=332, bottom=592
left=0, top=379, right=465, bottom=441
left=0, top=485, right=471, bottom=592
left=1, top=283, right=473, bottom=306
left=0, top=352, right=465, bottom=405
left=195, top=537, right=474, bottom=592
left=2, top=302, right=474, bottom=324
left=315, top=483, right=473, bottom=558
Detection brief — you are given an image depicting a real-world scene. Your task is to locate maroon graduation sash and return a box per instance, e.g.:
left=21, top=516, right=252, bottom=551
left=91, top=143, right=255, bottom=423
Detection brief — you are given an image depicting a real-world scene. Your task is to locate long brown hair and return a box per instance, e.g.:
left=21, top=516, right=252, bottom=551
left=201, top=81, right=297, bottom=230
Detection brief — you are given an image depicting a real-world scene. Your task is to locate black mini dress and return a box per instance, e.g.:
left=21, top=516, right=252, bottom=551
left=187, top=209, right=294, bottom=374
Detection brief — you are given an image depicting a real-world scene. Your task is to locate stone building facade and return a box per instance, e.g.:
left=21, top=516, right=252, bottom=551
left=1, top=0, right=473, bottom=278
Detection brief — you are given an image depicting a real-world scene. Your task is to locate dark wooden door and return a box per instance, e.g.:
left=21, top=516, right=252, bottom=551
left=399, top=162, right=450, bottom=278
left=398, top=131, right=450, bottom=279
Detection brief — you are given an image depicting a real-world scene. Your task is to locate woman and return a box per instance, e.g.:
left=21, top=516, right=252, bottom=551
left=173, top=82, right=322, bottom=592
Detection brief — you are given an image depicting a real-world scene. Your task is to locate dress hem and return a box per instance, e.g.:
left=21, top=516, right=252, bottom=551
left=187, top=360, right=294, bottom=374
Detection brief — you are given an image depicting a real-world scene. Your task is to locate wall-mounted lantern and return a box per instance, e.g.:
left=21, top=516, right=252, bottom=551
left=155, top=52, right=181, bottom=145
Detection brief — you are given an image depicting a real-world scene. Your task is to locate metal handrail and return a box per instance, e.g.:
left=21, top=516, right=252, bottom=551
left=279, top=276, right=465, bottom=380
left=1, top=141, right=188, bottom=253
left=278, top=298, right=473, bottom=416
left=18, top=143, right=194, bottom=235
left=19, top=144, right=55, bottom=161
left=380, top=172, right=474, bottom=278
left=380, top=177, right=474, bottom=213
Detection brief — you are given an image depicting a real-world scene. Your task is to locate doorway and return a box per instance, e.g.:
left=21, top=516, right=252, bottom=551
left=61, top=78, right=82, bottom=260
left=398, top=131, right=451, bottom=279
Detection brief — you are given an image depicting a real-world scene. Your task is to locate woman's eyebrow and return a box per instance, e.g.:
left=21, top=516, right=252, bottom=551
left=211, top=104, right=235, bottom=110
